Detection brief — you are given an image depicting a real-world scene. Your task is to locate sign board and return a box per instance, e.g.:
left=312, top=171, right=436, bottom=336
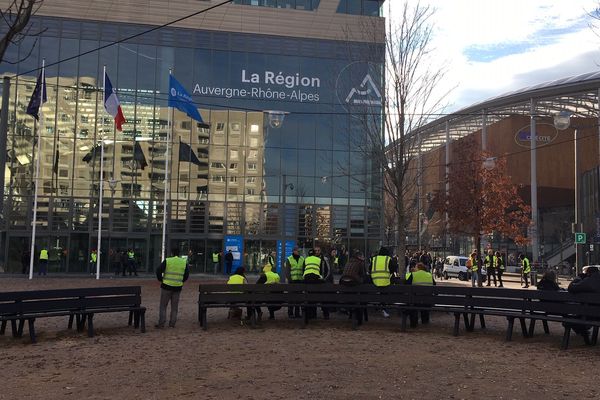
left=224, top=235, right=244, bottom=271
left=575, top=233, right=587, bottom=244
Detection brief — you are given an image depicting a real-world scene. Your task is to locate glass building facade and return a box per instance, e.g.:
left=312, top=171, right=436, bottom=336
left=0, top=4, right=384, bottom=273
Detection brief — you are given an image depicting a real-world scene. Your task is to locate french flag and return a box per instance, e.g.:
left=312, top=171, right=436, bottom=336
left=104, top=71, right=126, bottom=131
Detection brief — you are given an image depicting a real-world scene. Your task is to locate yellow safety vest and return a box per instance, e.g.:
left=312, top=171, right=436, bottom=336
left=162, top=256, right=186, bottom=287
left=410, top=270, right=434, bottom=286
left=128, top=251, right=135, bottom=260
left=522, top=258, right=531, bottom=274
left=212, top=252, right=219, bottom=263
left=288, top=255, right=305, bottom=281
left=470, top=256, right=479, bottom=272
left=485, top=255, right=497, bottom=268
left=90, top=253, right=97, bottom=263
left=370, top=255, right=391, bottom=287
left=39, top=250, right=49, bottom=260
left=227, top=274, right=246, bottom=284
left=303, top=256, right=322, bottom=278
left=334, top=256, right=339, bottom=265
left=498, top=257, right=505, bottom=270
left=265, top=271, right=280, bottom=284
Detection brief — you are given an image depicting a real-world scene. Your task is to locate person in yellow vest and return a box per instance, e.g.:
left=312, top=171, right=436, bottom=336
left=256, top=264, right=281, bottom=320
left=211, top=250, right=221, bottom=274
left=303, top=247, right=330, bottom=320
left=470, top=250, right=482, bottom=287
left=155, top=248, right=190, bottom=328
left=285, top=246, right=304, bottom=319
left=331, top=249, right=340, bottom=274
left=127, top=248, right=138, bottom=276
left=484, top=249, right=498, bottom=287
left=89, top=249, right=97, bottom=275
left=405, top=262, right=436, bottom=327
left=496, top=251, right=505, bottom=287
left=520, top=253, right=531, bottom=288
left=369, top=247, right=398, bottom=318
left=39, top=247, right=49, bottom=276
left=227, top=267, right=252, bottom=321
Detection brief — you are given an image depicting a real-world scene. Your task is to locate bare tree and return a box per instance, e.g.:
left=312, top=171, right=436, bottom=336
left=0, top=0, right=45, bottom=65
left=345, top=2, right=449, bottom=272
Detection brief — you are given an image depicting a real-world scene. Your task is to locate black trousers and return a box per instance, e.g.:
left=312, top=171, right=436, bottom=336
left=408, top=308, right=431, bottom=327
left=487, top=268, right=497, bottom=286
left=497, top=270, right=504, bottom=286
left=523, top=273, right=529, bottom=287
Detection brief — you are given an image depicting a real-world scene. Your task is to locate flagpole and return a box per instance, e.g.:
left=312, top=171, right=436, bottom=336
left=161, top=69, right=173, bottom=261
left=96, top=66, right=106, bottom=280
left=29, top=59, right=45, bottom=280
left=176, top=137, right=181, bottom=214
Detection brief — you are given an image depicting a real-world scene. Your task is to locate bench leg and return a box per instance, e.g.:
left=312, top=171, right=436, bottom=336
left=139, top=310, right=146, bottom=333
left=479, top=314, right=486, bottom=330
left=351, top=310, right=358, bottom=331
left=519, top=318, right=529, bottom=338
left=17, top=319, right=25, bottom=338
left=28, top=319, right=36, bottom=344
left=133, top=311, right=140, bottom=329
left=11, top=320, right=18, bottom=337
left=561, top=326, right=571, bottom=350
left=453, top=313, right=460, bottom=336
left=462, top=313, right=470, bottom=331
left=528, top=319, right=536, bottom=337
left=543, top=320, right=550, bottom=335
left=1, top=320, right=6, bottom=335
left=87, top=314, right=94, bottom=338
left=68, top=314, right=74, bottom=330
left=400, top=311, right=407, bottom=332
left=301, top=307, right=308, bottom=329
left=128, top=311, right=133, bottom=326
left=76, top=314, right=85, bottom=332
left=506, top=317, right=514, bottom=341
left=468, top=314, right=476, bottom=332
left=202, top=309, right=208, bottom=331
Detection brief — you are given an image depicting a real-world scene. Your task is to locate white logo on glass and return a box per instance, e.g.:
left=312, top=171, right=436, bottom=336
left=345, top=74, right=382, bottom=106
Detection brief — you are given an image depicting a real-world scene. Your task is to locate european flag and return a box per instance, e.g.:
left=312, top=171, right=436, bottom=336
left=26, top=68, right=47, bottom=121
left=168, top=75, right=209, bottom=128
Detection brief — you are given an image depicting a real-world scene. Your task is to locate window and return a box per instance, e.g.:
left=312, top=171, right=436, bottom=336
left=59, top=169, right=68, bottom=178
left=212, top=175, right=226, bottom=182
left=80, top=115, right=89, bottom=123
left=229, top=163, right=238, bottom=170
left=250, top=124, right=260, bottom=133
left=199, top=137, right=210, bottom=144
left=246, top=188, right=256, bottom=195
left=211, top=162, right=225, bottom=169
left=230, top=122, right=241, bottom=132
left=248, top=149, right=258, bottom=159
left=181, top=121, right=191, bottom=130
left=215, top=122, right=225, bottom=133
left=230, top=149, right=239, bottom=160
left=249, top=137, right=259, bottom=147
left=229, top=176, right=238, bottom=183
left=246, top=177, right=256, bottom=184
left=247, top=162, right=257, bottom=171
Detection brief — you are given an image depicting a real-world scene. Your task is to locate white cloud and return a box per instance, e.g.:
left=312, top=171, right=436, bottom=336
left=386, top=0, right=600, bottom=112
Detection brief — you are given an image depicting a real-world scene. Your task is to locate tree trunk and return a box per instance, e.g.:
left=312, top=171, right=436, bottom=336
left=396, top=196, right=407, bottom=275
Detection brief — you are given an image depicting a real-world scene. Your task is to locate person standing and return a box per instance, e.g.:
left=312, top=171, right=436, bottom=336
left=303, top=247, right=330, bottom=320
left=155, top=247, right=190, bottom=328
left=225, top=250, right=234, bottom=275
left=370, top=247, right=398, bottom=318
left=405, top=262, right=436, bottom=326
left=470, top=250, right=482, bottom=287
left=285, top=246, right=304, bottom=319
left=266, top=251, right=276, bottom=269
left=120, top=249, right=129, bottom=276
left=520, top=253, right=531, bottom=288
left=89, top=249, right=97, bottom=275
left=331, top=249, right=339, bottom=274
left=484, top=249, right=498, bottom=287
left=110, top=248, right=121, bottom=277
left=212, top=250, right=221, bottom=274
left=127, top=248, right=138, bottom=276
left=39, top=247, right=49, bottom=276
left=21, top=250, right=30, bottom=275
left=340, top=250, right=367, bottom=325
left=496, top=251, right=505, bottom=287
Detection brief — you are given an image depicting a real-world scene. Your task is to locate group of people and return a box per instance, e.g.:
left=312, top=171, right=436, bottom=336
left=467, top=249, right=507, bottom=288
left=107, top=248, right=139, bottom=277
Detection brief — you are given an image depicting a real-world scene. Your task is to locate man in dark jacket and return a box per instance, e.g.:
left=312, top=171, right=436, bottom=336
left=567, top=266, right=600, bottom=340
left=155, top=248, right=190, bottom=328
left=225, top=250, right=234, bottom=275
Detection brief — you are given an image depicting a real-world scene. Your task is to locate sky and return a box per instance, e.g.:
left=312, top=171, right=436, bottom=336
left=387, top=0, right=600, bottom=112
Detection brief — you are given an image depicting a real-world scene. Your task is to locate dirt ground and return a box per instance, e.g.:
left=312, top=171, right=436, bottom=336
left=1, top=276, right=599, bottom=400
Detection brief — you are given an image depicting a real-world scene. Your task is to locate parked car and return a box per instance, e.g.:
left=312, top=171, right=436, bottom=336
left=443, top=255, right=487, bottom=282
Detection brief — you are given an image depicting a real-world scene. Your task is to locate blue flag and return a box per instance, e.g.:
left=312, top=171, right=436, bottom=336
left=168, top=75, right=209, bottom=128
left=26, top=68, right=47, bottom=121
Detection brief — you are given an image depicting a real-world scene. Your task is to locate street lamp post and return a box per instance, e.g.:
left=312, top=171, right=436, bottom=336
left=553, top=111, right=581, bottom=275
left=264, top=110, right=288, bottom=277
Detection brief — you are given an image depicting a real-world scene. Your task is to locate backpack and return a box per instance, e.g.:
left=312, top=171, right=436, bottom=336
left=466, top=258, right=472, bottom=269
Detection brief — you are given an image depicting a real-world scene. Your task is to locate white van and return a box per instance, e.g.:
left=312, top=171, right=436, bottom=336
left=443, top=255, right=487, bottom=281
